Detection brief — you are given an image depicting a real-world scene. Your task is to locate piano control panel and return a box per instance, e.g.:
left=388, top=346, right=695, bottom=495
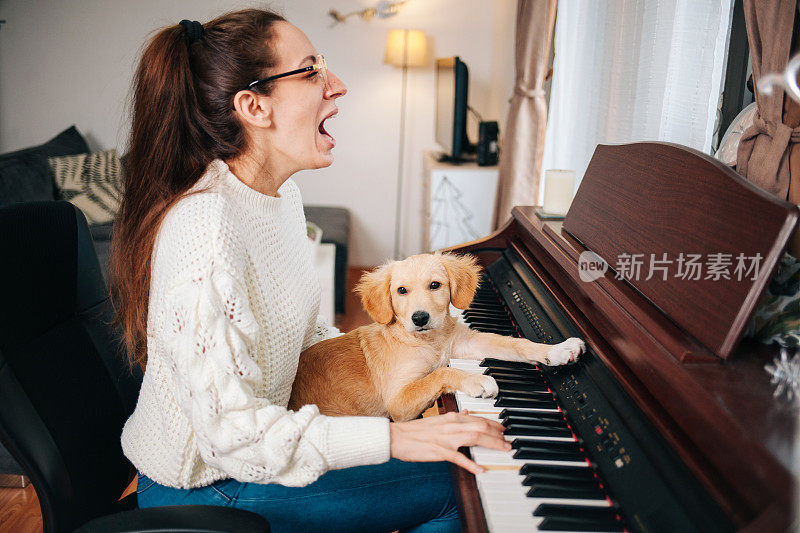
left=458, top=251, right=732, bottom=532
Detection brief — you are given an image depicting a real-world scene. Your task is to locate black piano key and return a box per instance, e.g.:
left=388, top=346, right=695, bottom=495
left=527, top=484, right=606, bottom=500
left=463, top=309, right=508, bottom=319
left=465, top=322, right=517, bottom=333
left=483, top=365, right=544, bottom=376
left=523, top=470, right=599, bottom=485
left=503, top=417, right=569, bottom=428
left=494, top=380, right=550, bottom=394
left=468, top=324, right=513, bottom=330
left=503, top=414, right=567, bottom=426
left=485, top=369, right=547, bottom=382
left=499, top=409, right=564, bottom=421
left=464, top=316, right=510, bottom=325
left=511, top=439, right=581, bottom=453
left=480, top=358, right=538, bottom=370
left=504, top=425, right=573, bottom=437
left=525, top=477, right=601, bottom=492
left=511, top=440, right=585, bottom=460
left=467, top=324, right=510, bottom=332
left=465, top=322, right=515, bottom=332
left=495, top=396, right=557, bottom=409
left=466, top=304, right=506, bottom=313
left=493, top=376, right=543, bottom=386
left=533, top=503, right=620, bottom=520
left=513, top=448, right=585, bottom=462
left=496, top=389, right=552, bottom=400
left=538, top=516, right=624, bottom=532
left=520, top=464, right=593, bottom=476
left=468, top=310, right=504, bottom=317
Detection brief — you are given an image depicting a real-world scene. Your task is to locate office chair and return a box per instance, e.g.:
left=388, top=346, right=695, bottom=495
left=0, top=201, right=268, bottom=532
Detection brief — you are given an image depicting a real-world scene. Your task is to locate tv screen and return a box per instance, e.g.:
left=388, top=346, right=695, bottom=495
left=435, top=57, right=469, bottom=161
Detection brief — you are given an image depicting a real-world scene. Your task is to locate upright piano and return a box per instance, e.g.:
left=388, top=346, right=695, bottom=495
left=440, top=142, right=799, bottom=532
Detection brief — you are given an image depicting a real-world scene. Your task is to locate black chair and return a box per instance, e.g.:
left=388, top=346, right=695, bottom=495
left=0, top=201, right=268, bottom=532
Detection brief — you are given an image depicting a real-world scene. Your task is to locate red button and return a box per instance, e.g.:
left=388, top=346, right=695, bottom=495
left=594, top=425, right=603, bottom=435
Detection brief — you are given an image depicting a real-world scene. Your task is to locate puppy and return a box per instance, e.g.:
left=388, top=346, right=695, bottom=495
left=289, top=252, right=584, bottom=422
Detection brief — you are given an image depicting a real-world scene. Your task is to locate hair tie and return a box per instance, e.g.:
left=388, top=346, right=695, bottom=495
left=179, top=19, right=204, bottom=43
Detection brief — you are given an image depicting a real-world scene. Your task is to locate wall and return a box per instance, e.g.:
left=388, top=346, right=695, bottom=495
left=0, top=0, right=515, bottom=265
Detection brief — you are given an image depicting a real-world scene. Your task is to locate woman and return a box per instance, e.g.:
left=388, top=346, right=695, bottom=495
left=110, top=9, right=510, bottom=532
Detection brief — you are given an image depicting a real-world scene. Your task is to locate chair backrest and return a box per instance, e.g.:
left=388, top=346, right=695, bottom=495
left=0, top=201, right=143, bottom=532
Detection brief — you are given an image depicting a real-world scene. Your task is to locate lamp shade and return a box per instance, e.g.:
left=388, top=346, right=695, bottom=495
left=384, top=29, right=428, bottom=67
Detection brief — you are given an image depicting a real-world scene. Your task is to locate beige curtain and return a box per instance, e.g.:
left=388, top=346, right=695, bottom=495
left=736, top=0, right=800, bottom=199
left=493, top=0, right=558, bottom=229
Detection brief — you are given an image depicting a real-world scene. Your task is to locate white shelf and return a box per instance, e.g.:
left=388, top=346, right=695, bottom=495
left=423, top=151, right=499, bottom=251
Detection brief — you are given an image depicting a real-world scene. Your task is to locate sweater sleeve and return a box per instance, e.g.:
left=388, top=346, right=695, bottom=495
left=302, top=314, right=343, bottom=351
left=162, top=259, right=390, bottom=486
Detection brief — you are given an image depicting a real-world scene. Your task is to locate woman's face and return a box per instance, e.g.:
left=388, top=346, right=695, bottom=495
left=262, top=22, right=347, bottom=173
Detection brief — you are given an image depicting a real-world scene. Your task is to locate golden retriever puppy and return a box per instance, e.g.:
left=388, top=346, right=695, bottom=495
left=289, top=252, right=584, bottom=422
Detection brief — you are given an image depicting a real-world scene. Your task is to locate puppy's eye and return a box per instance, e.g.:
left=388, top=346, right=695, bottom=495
left=397, top=286, right=407, bottom=295
left=429, top=281, right=441, bottom=290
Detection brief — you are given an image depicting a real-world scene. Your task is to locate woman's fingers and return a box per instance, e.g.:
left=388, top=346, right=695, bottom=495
left=439, top=414, right=505, bottom=435
left=455, top=412, right=506, bottom=433
left=468, top=431, right=512, bottom=451
left=389, top=413, right=510, bottom=475
left=443, top=447, right=485, bottom=475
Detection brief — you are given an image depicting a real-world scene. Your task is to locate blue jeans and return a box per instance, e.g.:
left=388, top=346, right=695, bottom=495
left=136, top=459, right=460, bottom=533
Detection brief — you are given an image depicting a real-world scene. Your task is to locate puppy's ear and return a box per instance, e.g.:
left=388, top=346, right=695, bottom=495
left=355, top=263, right=394, bottom=324
left=440, top=253, right=482, bottom=309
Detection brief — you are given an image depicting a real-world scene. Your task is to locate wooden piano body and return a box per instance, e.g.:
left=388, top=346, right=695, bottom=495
left=440, top=142, right=798, bottom=532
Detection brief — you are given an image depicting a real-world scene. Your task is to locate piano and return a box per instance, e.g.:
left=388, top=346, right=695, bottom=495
left=438, top=142, right=799, bottom=532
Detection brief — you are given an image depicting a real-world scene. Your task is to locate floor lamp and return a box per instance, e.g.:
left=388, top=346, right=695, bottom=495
left=384, top=29, right=428, bottom=259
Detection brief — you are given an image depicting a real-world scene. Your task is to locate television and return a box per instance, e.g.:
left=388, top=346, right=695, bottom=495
left=435, top=57, right=472, bottom=162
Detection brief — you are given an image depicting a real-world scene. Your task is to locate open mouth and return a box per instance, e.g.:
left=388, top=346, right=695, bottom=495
left=318, top=110, right=338, bottom=146
left=416, top=326, right=432, bottom=332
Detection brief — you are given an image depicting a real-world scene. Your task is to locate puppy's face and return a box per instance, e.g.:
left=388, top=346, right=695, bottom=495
left=356, top=253, right=481, bottom=333
left=390, top=255, right=452, bottom=332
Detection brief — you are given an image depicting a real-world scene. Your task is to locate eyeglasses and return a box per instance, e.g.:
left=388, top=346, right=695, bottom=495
left=244, top=54, right=328, bottom=91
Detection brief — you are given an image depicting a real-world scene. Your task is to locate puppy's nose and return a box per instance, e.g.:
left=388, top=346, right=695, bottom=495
left=411, top=311, right=430, bottom=327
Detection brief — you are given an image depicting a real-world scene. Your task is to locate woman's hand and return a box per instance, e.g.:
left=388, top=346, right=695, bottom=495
left=389, top=410, right=511, bottom=475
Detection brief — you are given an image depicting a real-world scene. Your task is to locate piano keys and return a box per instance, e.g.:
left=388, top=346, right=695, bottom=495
left=446, top=266, right=729, bottom=532
left=437, top=143, right=798, bottom=532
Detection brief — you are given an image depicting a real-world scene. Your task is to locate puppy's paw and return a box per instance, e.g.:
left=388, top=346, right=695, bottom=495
left=544, top=338, right=585, bottom=366
left=460, top=374, right=499, bottom=398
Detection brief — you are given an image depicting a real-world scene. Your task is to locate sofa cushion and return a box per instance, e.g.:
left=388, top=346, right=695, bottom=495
left=90, top=223, right=114, bottom=283
left=0, top=126, right=89, bottom=209
left=49, top=149, right=123, bottom=225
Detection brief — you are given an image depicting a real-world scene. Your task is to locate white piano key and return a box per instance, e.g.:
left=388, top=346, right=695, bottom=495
left=475, top=471, right=611, bottom=532
left=449, top=357, right=482, bottom=368
left=476, top=471, right=538, bottom=532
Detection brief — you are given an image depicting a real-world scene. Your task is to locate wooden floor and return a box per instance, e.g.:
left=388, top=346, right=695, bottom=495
left=0, top=266, right=380, bottom=533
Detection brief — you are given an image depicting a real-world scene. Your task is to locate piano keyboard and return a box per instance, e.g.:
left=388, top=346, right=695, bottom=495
left=450, top=276, right=626, bottom=532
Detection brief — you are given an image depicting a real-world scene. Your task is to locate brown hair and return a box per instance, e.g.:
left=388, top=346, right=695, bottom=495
left=109, top=9, right=286, bottom=370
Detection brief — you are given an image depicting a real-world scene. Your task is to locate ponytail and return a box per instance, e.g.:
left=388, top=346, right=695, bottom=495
left=109, top=9, right=285, bottom=370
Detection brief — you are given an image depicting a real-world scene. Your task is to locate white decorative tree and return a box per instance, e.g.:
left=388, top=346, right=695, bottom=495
left=430, top=176, right=480, bottom=249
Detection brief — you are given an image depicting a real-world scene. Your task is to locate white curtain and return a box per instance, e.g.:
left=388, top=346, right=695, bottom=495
left=541, top=0, right=734, bottom=195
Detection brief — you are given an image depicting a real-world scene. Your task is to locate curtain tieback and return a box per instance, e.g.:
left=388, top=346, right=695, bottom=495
left=514, top=85, right=546, bottom=99
left=740, top=114, right=800, bottom=189
left=744, top=115, right=800, bottom=144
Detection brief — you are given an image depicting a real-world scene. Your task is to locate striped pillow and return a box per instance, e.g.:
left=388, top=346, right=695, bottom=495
left=48, top=149, right=124, bottom=225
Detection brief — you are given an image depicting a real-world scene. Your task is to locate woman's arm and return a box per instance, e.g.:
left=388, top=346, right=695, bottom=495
left=162, top=258, right=389, bottom=487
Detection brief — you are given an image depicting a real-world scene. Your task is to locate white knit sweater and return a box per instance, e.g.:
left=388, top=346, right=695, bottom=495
left=121, top=159, right=391, bottom=489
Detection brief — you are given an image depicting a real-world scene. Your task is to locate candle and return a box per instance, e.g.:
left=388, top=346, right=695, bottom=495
left=542, top=169, right=576, bottom=216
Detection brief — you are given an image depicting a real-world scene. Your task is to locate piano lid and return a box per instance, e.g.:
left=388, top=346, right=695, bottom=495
left=562, top=142, right=799, bottom=360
